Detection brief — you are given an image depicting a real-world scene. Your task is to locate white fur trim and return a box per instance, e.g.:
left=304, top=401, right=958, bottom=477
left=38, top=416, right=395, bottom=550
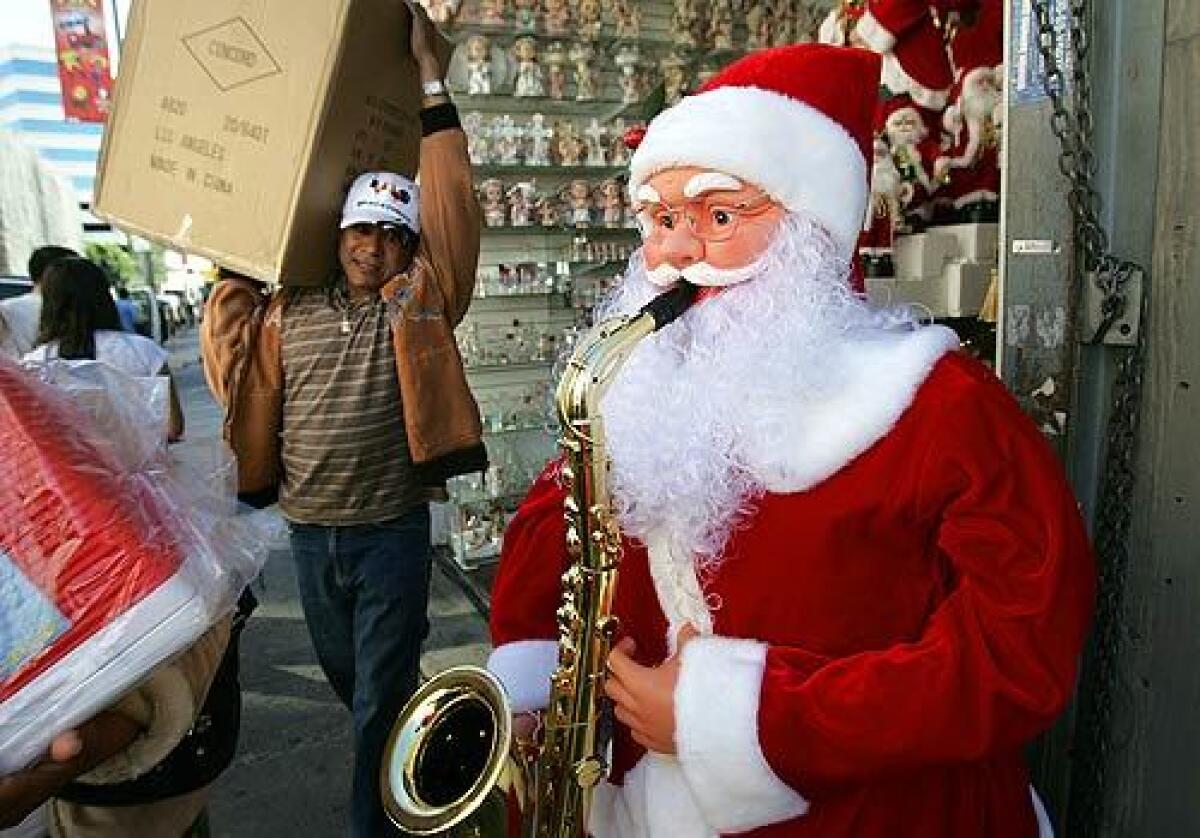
left=675, top=637, right=809, bottom=833
left=881, top=52, right=950, bottom=110
left=628, top=86, right=868, bottom=257
left=589, top=754, right=715, bottom=838
left=743, top=326, right=960, bottom=493
left=486, top=640, right=558, bottom=712
left=952, top=189, right=1000, bottom=209
left=855, top=10, right=898, bottom=52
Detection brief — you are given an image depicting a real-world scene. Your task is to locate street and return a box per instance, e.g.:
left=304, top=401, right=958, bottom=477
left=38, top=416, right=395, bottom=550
left=169, top=329, right=492, bottom=837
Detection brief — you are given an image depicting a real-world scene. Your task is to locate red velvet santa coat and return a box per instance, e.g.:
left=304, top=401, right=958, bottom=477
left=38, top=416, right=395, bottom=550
left=489, top=341, right=1095, bottom=837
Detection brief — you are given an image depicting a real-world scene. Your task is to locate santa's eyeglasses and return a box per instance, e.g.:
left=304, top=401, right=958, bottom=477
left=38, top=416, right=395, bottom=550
left=633, top=190, right=775, bottom=243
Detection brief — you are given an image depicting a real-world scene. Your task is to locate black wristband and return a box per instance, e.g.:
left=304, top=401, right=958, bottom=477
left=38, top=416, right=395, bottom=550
left=420, top=103, right=460, bottom=136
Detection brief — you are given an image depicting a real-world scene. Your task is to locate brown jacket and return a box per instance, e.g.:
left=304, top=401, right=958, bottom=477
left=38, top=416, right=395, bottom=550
left=201, top=112, right=485, bottom=499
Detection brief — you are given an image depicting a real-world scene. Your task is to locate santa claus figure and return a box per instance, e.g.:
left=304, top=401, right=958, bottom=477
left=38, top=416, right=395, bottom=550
left=487, top=44, right=1093, bottom=838
left=935, top=0, right=1004, bottom=222
left=833, top=0, right=954, bottom=110
left=859, top=136, right=910, bottom=277
left=877, top=93, right=944, bottom=230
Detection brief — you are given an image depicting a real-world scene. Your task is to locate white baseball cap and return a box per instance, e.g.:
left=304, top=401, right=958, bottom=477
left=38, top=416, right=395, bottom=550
left=340, top=171, right=421, bottom=234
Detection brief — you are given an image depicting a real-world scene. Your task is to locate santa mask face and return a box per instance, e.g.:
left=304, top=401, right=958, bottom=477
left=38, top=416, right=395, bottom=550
left=595, top=211, right=906, bottom=567
left=961, top=67, right=1002, bottom=123
left=637, top=166, right=786, bottom=288
left=886, top=108, right=928, bottom=147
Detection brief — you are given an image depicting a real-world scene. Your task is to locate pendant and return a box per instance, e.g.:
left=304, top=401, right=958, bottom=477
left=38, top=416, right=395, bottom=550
left=341, top=314, right=352, bottom=335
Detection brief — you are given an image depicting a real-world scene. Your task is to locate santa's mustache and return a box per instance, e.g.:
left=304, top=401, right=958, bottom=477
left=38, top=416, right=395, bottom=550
left=646, top=255, right=768, bottom=288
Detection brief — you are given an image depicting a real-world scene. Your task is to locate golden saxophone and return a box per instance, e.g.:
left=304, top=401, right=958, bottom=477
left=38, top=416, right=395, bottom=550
left=380, top=282, right=698, bottom=837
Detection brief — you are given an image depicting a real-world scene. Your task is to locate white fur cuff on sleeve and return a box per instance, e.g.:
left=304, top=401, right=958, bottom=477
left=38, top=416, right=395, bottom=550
left=855, top=11, right=898, bottom=53
left=487, top=640, right=559, bottom=713
left=675, top=638, right=809, bottom=833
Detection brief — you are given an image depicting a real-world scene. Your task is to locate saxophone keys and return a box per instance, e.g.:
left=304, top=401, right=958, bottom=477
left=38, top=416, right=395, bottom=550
left=573, top=756, right=607, bottom=788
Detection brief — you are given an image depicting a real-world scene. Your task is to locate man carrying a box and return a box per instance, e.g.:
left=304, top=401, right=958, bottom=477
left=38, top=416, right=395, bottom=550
left=201, top=4, right=484, bottom=835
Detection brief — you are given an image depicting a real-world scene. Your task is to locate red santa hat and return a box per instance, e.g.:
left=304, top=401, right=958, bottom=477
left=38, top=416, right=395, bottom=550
left=627, top=45, right=882, bottom=259
left=947, top=0, right=1003, bottom=79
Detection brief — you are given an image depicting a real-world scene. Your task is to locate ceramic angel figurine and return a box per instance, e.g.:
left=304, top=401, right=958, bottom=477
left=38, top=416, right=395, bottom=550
left=536, top=194, right=563, bottom=227
left=598, top=178, right=625, bottom=227
left=564, top=178, right=593, bottom=226
left=512, top=37, right=545, bottom=97
left=612, top=0, right=642, bottom=39
left=465, top=35, right=493, bottom=96
left=555, top=121, right=585, bottom=166
left=508, top=181, right=537, bottom=227
left=543, top=0, right=572, bottom=35
left=576, top=0, right=603, bottom=40
left=615, top=44, right=643, bottom=104
left=544, top=41, right=569, bottom=100
left=479, top=0, right=506, bottom=25
left=479, top=178, right=508, bottom=227
left=513, top=0, right=538, bottom=30
left=660, top=54, right=690, bottom=106
left=570, top=41, right=598, bottom=101
left=491, top=115, right=523, bottom=165
left=709, top=0, right=736, bottom=50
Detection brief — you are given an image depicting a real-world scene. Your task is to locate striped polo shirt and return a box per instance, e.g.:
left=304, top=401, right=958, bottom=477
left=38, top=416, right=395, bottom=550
left=278, top=286, right=422, bottom=525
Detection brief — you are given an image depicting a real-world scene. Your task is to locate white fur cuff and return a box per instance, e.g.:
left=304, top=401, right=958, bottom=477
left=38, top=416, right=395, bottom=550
left=675, top=638, right=809, bottom=833
left=487, top=640, right=559, bottom=713
left=855, top=10, right=897, bottom=53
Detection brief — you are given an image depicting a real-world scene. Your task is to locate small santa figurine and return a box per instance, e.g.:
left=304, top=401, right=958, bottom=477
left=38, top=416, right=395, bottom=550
left=934, top=0, right=1004, bottom=222
left=877, top=93, right=944, bottom=230
left=847, top=0, right=954, bottom=110
left=859, top=136, right=911, bottom=277
left=487, top=44, right=1094, bottom=838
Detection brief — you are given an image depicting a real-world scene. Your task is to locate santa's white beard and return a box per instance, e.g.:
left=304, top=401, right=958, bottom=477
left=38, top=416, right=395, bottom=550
left=593, top=213, right=914, bottom=570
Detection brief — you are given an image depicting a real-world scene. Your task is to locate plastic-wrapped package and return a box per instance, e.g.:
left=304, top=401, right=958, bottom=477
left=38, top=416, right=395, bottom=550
left=0, top=357, right=275, bottom=774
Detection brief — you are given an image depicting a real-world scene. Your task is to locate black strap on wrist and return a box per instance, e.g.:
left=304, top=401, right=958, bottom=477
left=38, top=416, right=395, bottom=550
left=420, top=102, right=459, bottom=136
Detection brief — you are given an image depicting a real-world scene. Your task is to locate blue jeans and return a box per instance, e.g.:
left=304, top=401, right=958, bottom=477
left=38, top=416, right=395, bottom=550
left=288, top=506, right=431, bottom=838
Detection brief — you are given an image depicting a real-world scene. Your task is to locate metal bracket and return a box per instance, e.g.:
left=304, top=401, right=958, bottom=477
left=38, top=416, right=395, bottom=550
left=1083, top=266, right=1143, bottom=346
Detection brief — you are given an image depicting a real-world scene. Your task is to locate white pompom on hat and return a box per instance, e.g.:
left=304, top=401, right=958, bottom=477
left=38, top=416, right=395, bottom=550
left=340, top=171, right=421, bottom=234
left=627, top=44, right=882, bottom=259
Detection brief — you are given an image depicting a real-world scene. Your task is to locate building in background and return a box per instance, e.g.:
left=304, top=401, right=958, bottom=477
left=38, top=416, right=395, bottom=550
left=0, top=43, right=117, bottom=244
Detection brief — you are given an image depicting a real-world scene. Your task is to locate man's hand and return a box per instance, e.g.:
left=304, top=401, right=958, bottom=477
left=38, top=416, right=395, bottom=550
left=0, top=713, right=139, bottom=828
left=604, top=625, right=700, bottom=755
left=404, top=0, right=448, bottom=81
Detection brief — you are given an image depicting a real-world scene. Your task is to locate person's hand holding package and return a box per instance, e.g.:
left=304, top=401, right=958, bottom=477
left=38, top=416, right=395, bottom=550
left=0, top=714, right=138, bottom=828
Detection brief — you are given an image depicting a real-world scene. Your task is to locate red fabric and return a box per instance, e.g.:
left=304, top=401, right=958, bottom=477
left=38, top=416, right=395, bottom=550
left=887, top=13, right=954, bottom=97
left=865, top=0, right=935, bottom=42
left=0, top=363, right=180, bottom=701
left=490, top=353, right=1095, bottom=837
left=947, top=0, right=1003, bottom=76
left=695, top=45, right=882, bottom=171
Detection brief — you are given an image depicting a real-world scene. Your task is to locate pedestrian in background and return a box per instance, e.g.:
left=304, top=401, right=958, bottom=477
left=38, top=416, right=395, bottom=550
left=25, top=257, right=184, bottom=442
left=0, top=245, right=77, bottom=359
left=114, top=287, right=138, bottom=333
left=200, top=4, right=484, bottom=835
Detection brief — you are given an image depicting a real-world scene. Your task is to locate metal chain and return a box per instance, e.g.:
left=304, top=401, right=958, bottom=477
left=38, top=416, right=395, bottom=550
left=1030, top=1, right=1149, bottom=834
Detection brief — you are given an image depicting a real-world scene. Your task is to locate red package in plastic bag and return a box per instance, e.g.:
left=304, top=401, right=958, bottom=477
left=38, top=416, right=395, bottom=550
left=0, top=360, right=244, bottom=773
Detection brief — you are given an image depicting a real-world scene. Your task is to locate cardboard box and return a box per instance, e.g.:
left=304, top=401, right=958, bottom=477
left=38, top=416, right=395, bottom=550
left=95, top=0, right=448, bottom=285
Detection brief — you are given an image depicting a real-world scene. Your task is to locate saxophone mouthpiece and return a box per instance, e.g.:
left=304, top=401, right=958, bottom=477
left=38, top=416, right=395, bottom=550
left=639, top=281, right=699, bottom=331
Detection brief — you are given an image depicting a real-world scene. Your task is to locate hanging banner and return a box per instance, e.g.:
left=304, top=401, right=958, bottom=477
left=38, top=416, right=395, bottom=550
left=49, top=0, right=114, bottom=123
